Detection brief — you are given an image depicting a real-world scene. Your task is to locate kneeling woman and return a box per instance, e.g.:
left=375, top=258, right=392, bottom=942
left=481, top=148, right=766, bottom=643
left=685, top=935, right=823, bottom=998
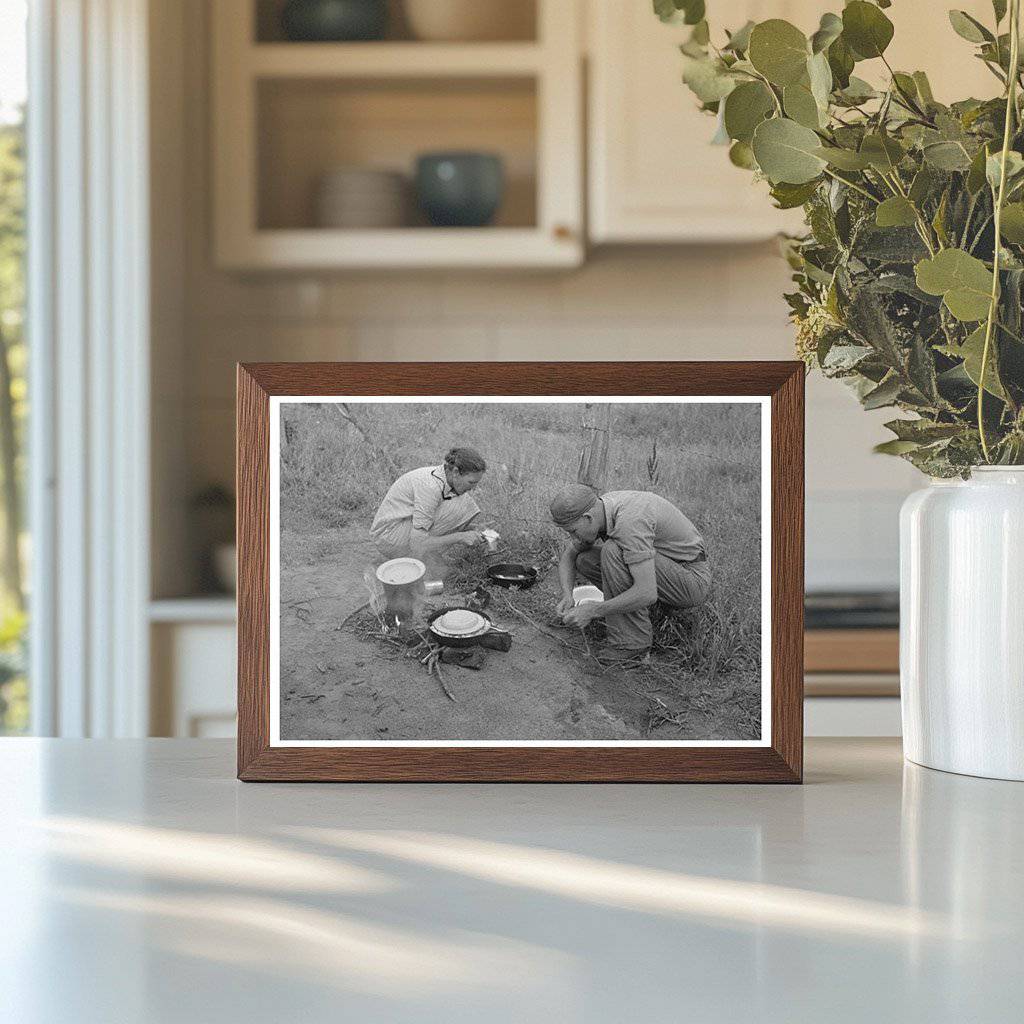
left=370, top=447, right=487, bottom=562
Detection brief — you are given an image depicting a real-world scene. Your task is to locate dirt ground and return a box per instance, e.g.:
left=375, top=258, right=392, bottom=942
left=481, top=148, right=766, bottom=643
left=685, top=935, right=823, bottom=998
left=278, top=526, right=690, bottom=741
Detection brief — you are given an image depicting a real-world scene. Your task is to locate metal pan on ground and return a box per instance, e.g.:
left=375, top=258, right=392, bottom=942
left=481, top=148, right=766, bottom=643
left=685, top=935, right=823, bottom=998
left=427, top=606, right=512, bottom=651
left=485, top=563, right=538, bottom=589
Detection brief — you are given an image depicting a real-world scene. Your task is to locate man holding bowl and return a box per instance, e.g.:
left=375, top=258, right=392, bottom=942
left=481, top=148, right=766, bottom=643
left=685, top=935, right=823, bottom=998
left=549, top=484, right=711, bottom=663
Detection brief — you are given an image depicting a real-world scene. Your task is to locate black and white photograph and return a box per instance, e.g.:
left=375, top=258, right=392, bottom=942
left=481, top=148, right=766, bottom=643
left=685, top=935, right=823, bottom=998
left=270, top=396, right=770, bottom=746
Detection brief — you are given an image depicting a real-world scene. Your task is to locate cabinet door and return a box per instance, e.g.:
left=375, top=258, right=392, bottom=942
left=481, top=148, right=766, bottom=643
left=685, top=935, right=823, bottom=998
left=588, top=1, right=814, bottom=243
left=588, top=1, right=1002, bottom=245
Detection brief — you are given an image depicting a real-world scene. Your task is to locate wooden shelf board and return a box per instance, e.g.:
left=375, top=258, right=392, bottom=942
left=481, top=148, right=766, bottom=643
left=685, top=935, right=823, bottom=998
left=804, top=673, right=900, bottom=698
left=804, top=628, right=899, bottom=675
left=221, top=228, right=581, bottom=269
left=150, top=597, right=236, bottom=624
left=249, top=42, right=544, bottom=79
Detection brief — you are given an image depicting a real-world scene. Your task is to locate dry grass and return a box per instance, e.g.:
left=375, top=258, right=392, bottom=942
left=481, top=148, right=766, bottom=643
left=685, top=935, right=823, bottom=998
left=280, top=400, right=763, bottom=739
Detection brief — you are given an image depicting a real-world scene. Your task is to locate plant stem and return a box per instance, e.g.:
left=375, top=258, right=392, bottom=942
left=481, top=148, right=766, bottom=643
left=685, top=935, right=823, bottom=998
left=821, top=167, right=880, bottom=203
left=979, top=0, right=1021, bottom=462
left=750, top=69, right=783, bottom=116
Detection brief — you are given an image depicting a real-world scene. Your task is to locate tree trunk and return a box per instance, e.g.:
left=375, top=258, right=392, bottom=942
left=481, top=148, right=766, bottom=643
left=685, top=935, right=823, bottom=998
left=577, top=403, right=611, bottom=492
left=0, top=325, right=22, bottom=609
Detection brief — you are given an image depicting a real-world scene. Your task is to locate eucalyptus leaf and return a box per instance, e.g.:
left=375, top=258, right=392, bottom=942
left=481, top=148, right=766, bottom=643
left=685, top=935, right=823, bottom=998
left=682, top=55, right=737, bottom=103
left=847, top=284, right=908, bottom=371
left=810, top=12, right=843, bottom=54
left=842, top=1, right=894, bottom=60
left=748, top=19, right=809, bottom=87
left=814, top=145, right=871, bottom=171
left=912, top=71, right=935, bottom=105
left=822, top=342, right=874, bottom=373
left=855, top=226, right=929, bottom=263
left=909, top=165, right=937, bottom=205
left=807, top=51, right=833, bottom=111
left=723, top=81, right=775, bottom=143
left=836, top=76, right=878, bottom=105
left=875, top=196, right=918, bottom=228
left=770, top=179, right=821, bottom=209
left=827, top=35, right=855, bottom=89
left=948, top=10, right=993, bottom=44
left=681, top=0, right=705, bottom=26
left=999, top=202, right=1024, bottom=242
left=711, top=105, right=731, bottom=145
left=959, top=324, right=1007, bottom=398
left=728, top=140, right=758, bottom=169
left=874, top=439, right=921, bottom=455
left=783, top=83, right=823, bottom=129
left=923, top=141, right=973, bottom=171
left=884, top=419, right=963, bottom=443
left=653, top=0, right=677, bottom=23
left=915, top=249, right=994, bottom=321
left=653, top=0, right=705, bottom=25
left=862, top=375, right=903, bottom=409
left=860, top=133, right=905, bottom=173
left=892, top=72, right=919, bottom=100
left=724, top=20, right=755, bottom=53
left=986, top=150, right=1024, bottom=190
left=908, top=334, right=941, bottom=402
left=967, top=142, right=993, bottom=193
left=752, top=117, right=827, bottom=184
left=993, top=0, right=1008, bottom=24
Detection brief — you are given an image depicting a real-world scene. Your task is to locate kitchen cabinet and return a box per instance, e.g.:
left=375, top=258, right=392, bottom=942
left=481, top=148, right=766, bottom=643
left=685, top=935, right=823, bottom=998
left=211, top=0, right=583, bottom=269
left=587, top=0, right=999, bottom=244
left=587, top=1, right=811, bottom=243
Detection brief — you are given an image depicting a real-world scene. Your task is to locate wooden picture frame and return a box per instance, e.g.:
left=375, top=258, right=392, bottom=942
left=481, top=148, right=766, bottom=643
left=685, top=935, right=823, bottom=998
left=237, top=362, right=804, bottom=782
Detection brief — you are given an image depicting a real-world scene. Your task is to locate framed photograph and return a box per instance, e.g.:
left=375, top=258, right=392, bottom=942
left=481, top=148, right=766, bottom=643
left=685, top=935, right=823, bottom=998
left=237, top=362, right=803, bottom=782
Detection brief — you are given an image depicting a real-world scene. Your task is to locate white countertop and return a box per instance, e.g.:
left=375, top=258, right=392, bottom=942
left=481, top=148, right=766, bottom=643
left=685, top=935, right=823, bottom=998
left=2, top=738, right=1021, bottom=1023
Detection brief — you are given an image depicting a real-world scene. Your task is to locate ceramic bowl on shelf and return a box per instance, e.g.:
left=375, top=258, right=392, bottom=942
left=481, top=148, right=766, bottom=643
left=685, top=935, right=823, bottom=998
left=314, top=167, right=409, bottom=228
left=403, top=0, right=534, bottom=42
left=280, top=0, right=388, bottom=42
left=414, top=152, right=504, bottom=227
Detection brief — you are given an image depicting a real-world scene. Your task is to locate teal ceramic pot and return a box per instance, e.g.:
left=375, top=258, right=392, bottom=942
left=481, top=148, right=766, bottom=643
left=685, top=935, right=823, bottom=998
left=280, top=0, right=388, bottom=42
left=415, top=152, right=505, bottom=227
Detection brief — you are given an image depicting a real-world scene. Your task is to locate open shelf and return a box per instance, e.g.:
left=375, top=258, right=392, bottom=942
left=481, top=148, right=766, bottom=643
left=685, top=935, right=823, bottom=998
left=257, top=76, right=537, bottom=232
left=213, top=0, right=581, bottom=268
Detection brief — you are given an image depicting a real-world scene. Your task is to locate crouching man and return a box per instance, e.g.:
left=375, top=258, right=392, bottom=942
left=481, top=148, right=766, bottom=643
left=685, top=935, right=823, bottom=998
left=550, top=484, right=711, bottom=663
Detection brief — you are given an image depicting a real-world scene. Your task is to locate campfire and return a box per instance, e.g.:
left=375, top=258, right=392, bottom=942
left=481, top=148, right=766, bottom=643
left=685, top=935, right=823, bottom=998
left=358, top=558, right=515, bottom=702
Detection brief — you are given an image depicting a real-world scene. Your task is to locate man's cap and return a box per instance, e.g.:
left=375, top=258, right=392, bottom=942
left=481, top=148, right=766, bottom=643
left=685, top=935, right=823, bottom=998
left=549, top=484, right=599, bottom=526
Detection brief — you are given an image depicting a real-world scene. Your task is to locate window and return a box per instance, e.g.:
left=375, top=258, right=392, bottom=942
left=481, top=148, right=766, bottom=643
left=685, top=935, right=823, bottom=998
left=0, top=0, right=28, bottom=734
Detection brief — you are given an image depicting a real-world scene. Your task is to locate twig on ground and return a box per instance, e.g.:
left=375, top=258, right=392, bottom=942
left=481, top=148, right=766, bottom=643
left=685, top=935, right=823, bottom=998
left=494, top=591, right=585, bottom=654
left=425, top=649, right=456, bottom=701
left=338, top=600, right=371, bottom=632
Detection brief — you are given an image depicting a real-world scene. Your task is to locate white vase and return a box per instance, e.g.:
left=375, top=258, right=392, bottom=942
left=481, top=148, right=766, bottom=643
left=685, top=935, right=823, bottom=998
left=900, top=467, right=1024, bottom=780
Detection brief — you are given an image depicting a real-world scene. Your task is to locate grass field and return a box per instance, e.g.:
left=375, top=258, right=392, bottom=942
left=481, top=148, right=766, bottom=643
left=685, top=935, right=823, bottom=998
left=279, top=400, right=763, bottom=739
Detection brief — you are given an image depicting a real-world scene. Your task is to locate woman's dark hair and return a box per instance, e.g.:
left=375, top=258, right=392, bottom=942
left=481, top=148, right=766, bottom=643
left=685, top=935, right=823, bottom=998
left=444, top=447, right=487, bottom=474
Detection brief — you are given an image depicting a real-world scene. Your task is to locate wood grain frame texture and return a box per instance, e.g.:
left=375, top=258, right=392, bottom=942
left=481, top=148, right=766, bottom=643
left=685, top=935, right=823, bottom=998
left=237, top=362, right=804, bottom=783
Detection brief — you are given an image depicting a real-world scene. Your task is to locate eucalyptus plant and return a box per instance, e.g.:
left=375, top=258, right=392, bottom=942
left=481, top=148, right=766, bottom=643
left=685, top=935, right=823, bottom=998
left=658, top=0, right=1024, bottom=474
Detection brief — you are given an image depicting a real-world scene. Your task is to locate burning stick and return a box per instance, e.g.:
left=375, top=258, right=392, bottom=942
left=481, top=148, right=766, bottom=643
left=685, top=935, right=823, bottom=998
left=425, top=649, right=456, bottom=702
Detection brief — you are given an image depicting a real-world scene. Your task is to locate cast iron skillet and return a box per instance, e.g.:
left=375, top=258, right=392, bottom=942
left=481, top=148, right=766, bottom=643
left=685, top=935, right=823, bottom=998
left=427, top=606, right=512, bottom=651
left=485, top=563, right=538, bottom=590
